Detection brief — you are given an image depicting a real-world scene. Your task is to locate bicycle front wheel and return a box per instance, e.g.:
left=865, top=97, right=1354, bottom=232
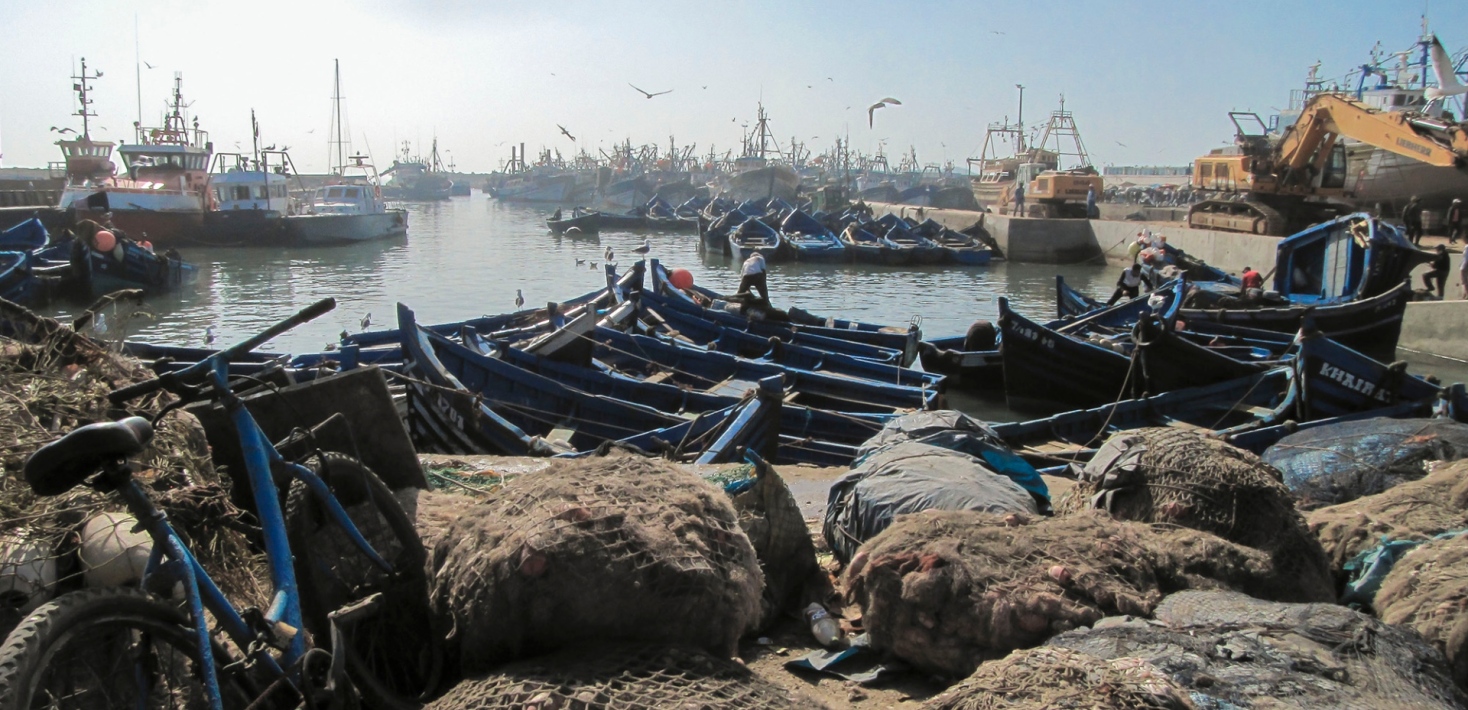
left=0, top=588, right=255, bottom=710
left=286, top=452, right=442, bottom=709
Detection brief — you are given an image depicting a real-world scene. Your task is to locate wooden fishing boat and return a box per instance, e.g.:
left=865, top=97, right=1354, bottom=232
left=998, top=294, right=1279, bottom=414
left=545, top=209, right=600, bottom=234
left=881, top=219, right=947, bottom=265
left=992, top=366, right=1298, bottom=468
left=728, top=217, right=784, bottom=261
left=779, top=210, right=846, bottom=262
left=0, top=251, right=35, bottom=303
left=838, top=222, right=907, bottom=265
left=1295, top=328, right=1444, bottom=419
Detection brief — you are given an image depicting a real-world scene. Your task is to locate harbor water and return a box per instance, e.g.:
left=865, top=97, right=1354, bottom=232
left=34, top=192, right=1468, bottom=422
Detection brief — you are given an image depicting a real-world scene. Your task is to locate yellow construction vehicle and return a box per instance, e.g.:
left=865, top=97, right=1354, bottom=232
left=1187, top=92, right=1468, bottom=235
left=994, top=163, right=1103, bottom=218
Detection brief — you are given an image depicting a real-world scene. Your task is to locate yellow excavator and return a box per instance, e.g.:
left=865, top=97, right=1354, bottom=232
left=1187, top=92, right=1468, bottom=235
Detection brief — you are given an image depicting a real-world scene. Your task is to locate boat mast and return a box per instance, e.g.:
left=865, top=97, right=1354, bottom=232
left=72, top=58, right=100, bottom=140
left=329, top=59, right=345, bottom=174
left=134, top=15, right=142, bottom=139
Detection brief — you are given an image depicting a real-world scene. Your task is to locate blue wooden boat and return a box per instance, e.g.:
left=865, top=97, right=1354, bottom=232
left=728, top=217, right=784, bottom=262
left=998, top=291, right=1280, bottom=414
left=38, top=236, right=199, bottom=298
left=701, top=210, right=745, bottom=253
left=838, top=222, right=906, bottom=265
left=0, top=251, right=36, bottom=303
left=1223, top=393, right=1457, bottom=456
left=779, top=210, right=846, bottom=262
left=0, top=218, right=49, bottom=251
left=1295, top=328, right=1444, bottom=420
left=546, top=208, right=600, bottom=234
left=881, top=219, right=946, bottom=265
left=991, top=366, right=1298, bottom=467
left=635, top=300, right=943, bottom=391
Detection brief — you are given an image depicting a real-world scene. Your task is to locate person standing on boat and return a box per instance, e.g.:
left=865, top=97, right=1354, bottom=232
left=1106, top=263, right=1153, bottom=306
left=1128, top=231, right=1147, bottom=263
left=1240, top=266, right=1263, bottom=292
left=1402, top=195, right=1425, bottom=245
left=1425, top=245, right=1451, bottom=299
left=1012, top=183, right=1026, bottom=217
left=739, top=251, right=769, bottom=303
left=1448, top=198, right=1464, bottom=245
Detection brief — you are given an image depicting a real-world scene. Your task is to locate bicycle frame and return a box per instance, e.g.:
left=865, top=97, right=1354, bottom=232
left=121, top=353, right=393, bottom=709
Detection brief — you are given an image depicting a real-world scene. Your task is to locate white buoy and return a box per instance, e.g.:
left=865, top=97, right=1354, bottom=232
left=78, top=512, right=152, bottom=589
left=0, top=536, right=59, bottom=615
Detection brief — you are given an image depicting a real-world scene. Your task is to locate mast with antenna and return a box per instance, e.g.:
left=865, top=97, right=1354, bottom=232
left=134, top=15, right=142, bottom=138
left=72, top=58, right=100, bottom=139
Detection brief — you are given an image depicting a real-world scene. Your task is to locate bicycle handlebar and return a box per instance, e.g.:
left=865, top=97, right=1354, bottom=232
left=108, top=298, right=338, bottom=405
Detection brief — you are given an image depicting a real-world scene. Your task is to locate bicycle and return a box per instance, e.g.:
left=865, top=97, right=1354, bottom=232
left=0, top=298, right=442, bottom=709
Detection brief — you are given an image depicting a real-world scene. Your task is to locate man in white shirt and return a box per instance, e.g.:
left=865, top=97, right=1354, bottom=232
left=739, top=252, right=769, bottom=302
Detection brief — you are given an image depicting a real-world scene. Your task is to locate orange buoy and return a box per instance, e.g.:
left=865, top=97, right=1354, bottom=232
left=93, top=230, right=116, bottom=252
left=669, top=268, right=694, bottom=290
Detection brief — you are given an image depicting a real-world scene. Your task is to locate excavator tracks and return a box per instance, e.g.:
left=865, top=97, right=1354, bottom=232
left=1186, top=199, right=1287, bottom=236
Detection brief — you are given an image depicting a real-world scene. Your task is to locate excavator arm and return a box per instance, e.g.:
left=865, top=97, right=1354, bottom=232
left=1275, top=93, right=1468, bottom=171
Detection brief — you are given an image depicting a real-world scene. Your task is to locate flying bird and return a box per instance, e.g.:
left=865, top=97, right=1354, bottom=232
left=515, top=289, right=525, bottom=308
left=307, top=128, right=315, bottom=134
left=360, top=312, right=372, bottom=331
left=702, top=85, right=708, bottom=89
left=49, top=126, right=76, bottom=134
left=633, top=237, right=652, bottom=255
left=143, top=61, right=155, bottom=69
left=557, top=124, right=576, bottom=141
left=826, top=77, right=833, bottom=82
left=628, top=83, right=673, bottom=99
left=868, top=97, right=904, bottom=127
left=990, top=30, right=1006, bottom=35
left=1426, top=35, right=1468, bottom=100
left=1115, top=141, right=1128, bottom=148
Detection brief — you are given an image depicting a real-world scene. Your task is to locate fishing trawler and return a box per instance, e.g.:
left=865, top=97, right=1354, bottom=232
left=381, top=138, right=454, bottom=201
left=723, top=104, right=799, bottom=202
left=54, top=62, right=213, bottom=246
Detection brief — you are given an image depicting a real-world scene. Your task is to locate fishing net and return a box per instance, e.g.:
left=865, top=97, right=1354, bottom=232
left=1050, top=590, right=1468, bottom=709
left=1264, top=417, right=1468, bottom=510
left=856, top=411, right=1050, bottom=510
left=1307, top=459, right=1468, bottom=575
left=427, top=451, right=763, bottom=676
left=824, top=442, right=1038, bottom=565
left=423, top=644, right=821, bottom=710
left=1061, top=427, right=1334, bottom=603
left=724, top=461, right=821, bottom=631
left=842, top=510, right=1311, bottom=678
left=922, top=646, right=1194, bottom=710
left=1376, top=532, right=1468, bottom=690
left=0, top=301, right=263, bottom=636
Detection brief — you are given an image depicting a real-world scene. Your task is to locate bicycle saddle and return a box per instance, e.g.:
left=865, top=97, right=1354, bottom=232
left=24, top=417, right=154, bottom=496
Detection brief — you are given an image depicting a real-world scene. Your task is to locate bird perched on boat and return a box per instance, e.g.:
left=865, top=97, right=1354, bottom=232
left=339, top=329, right=350, bottom=342
left=204, top=325, right=217, bottom=345
left=557, top=124, right=576, bottom=141
left=628, top=83, right=673, bottom=99
left=633, top=237, right=652, bottom=255
left=1426, top=35, right=1468, bottom=100
left=604, top=246, right=614, bottom=262
left=360, top=313, right=372, bottom=331
left=515, top=289, right=525, bottom=308
left=867, top=97, right=902, bottom=128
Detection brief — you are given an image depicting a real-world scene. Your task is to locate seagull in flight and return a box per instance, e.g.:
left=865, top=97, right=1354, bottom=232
left=628, top=83, right=673, bottom=99
left=1115, top=141, right=1128, bottom=148
left=1426, top=35, right=1468, bottom=100
left=990, top=30, right=1006, bottom=35
left=557, top=124, right=576, bottom=141
left=143, top=61, right=155, bottom=69
left=868, top=97, right=902, bottom=128
left=515, top=289, right=525, bottom=308
left=49, top=126, right=76, bottom=134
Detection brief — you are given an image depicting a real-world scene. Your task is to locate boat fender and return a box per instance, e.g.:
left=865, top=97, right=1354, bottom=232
left=963, top=320, right=997, bottom=351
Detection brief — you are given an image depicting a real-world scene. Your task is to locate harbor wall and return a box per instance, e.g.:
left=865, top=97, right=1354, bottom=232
left=1398, top=300, right=1468, bottom=361
left=871, top=202, right=1279, bottom=271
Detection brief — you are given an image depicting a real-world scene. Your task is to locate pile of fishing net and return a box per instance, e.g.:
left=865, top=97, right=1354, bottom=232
left=424, top=644, right=820, bottom=709
left=824, top=441, right=1038, bottom=564
left=854, top=410, right=1050, bottom=510
left=427, top=451, right=763, bottom=676
left=1376, top=532, right=1468, bottom=690
left=722, top=459, right=820, bottom=630
left=1264, top=417, right=1468, bottom=509
left=1059, top=427, right=1334, bottom=602
left=1050, top=590, right=1468, bottom=708
left=921, top=647, right=1193, bottom=710
left=1307, top=459, right=1468, bottom=575
left=0, top=301, right=265, bottom=633
left=841, top=510, right=1324, bottom=677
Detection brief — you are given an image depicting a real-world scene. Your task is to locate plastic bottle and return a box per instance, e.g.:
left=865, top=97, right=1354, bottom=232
left=804, top=603, right=844, bottom=647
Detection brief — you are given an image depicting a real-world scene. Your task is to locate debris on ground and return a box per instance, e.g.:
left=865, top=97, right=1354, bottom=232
left=424, top=644, right=826, bottom=709
left=426, top=451, right=763, bottom=676
left=1051, top=589, right=1468, bottom=708
left=1061, top=427, right=1335, bottom=602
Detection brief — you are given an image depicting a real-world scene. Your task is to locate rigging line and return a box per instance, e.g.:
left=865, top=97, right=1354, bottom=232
left=385, top=369, right=660, bottom=436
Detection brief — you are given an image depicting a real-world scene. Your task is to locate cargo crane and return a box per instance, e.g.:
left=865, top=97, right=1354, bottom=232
left=1188, top=92, right=1468, bottom=235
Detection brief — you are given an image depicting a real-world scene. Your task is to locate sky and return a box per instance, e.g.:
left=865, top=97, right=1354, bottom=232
left=1, top=0, right=1464, bottom=175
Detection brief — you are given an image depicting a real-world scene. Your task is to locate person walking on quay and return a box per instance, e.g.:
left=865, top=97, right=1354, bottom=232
left=1448, top=198, right=1464, bottom=245
left=1012, top=183, right=1026, bottom=217
left=1106, top=263, right=1153, bottom=306
left=1425, top=244, right=1451, bottom=299
left=1086, top=184, right=1099, bottom=219
left=739, top=251, right=769, bottom=302
left=1402, top=195, right=1425, bottom=245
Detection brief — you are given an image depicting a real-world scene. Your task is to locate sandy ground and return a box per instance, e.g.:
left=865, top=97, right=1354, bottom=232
left=411, top=453, right=1079, bottom=708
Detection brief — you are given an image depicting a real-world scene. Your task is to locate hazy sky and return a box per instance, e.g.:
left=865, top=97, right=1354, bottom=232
left=2, top=1, right=1464, bottom=174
